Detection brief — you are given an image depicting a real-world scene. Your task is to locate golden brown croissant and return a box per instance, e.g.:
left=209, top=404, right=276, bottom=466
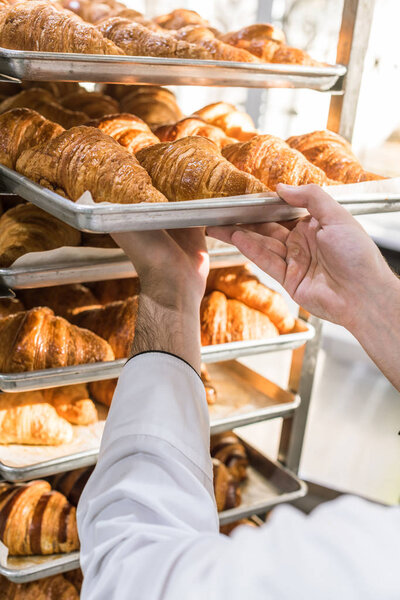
left=0, top=480, right=79, bottom=555
left=71, top=296, right=138, bottom=358
left=0, top=297, right=24, bottom=318
left=120, top=86, right=183, bottom=129
left=51, top=466, right=94, bottom=506
left=136, top=136, right=270, bottom=201
left=286, top=129, right=385, bottom=183
left=19, top=283, right=100, bottom=319
left=0, top=108, right=64, bottom=169
left=0, top=89, right=88, bottom=129
left=44, top=383, right=98, bottom=426
left=201, top=364, right=217, bottom=405
left=201, top=291, right=279, bottom=346
left=63, top=569, right=83, bottom=594
left=192, top=102, right=258, bottom=142
left=87, top=113, right=159, bottom=154
left=154, top=8, right=211, bottom=30
left=222, top=134, right=334, bottom=190
left=16, top=126, right=168, bottom=204
left=0, top=391, right=74, bottom=445
left=0, top=307, right=115, bottom=372
left=90, top=277, right=140, bottom=303
left=60, top=91, right=119, bottom=119
left=155, top=117, right=237, bottom=149
left=212, top=458, right=241, bottom=511
left=61, top=0, right=124, bottom=24
left=89, top=377, right=117, bottom=407
left=0, top=573, right=80, bottom=600
left=0, top=1, right=124, bottom=54
left=207, top=265, right=295, bottom=333
left=0, top=203, right=81, bottom=268
left=22, top=81, right=82, bottom=98
left=173, top=25, right=260, bottom=63
left=210, top=431, right=248, bottom=482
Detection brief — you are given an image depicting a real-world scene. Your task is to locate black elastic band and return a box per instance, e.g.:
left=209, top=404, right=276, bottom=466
left=125, top=350, right=202, bottom=382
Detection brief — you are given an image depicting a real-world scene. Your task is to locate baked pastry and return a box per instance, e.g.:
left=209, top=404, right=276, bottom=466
left=201, top=291, right=279, bottom=345
left=212, top=458, right=241, bottom=511
left=21, top=81, right=82, bottom=98
left=0, top=89, right=89, bottom=128
left=20, top=283, right=100, bottom=319
left=60, top=91, right=119, bottom=119
left=154, top=8, right=211, bottom=30
left=155, top=117, right=237, bottom=149
left=0, top=391, right=74, bottom=445
left=120, top=86, right=183, bottom=129
left=0, top=108, right=64, bottom=169
left=0, top=573, right=79, bottom=599
left=193, top=102, right=257, bottom=142
left=0, top=307, right=115, bottom=372
left=210, top=431, right=248, bottom=482
left=136, top=136, right=270, bottom=201
left=286, top=129, right=385, bottom=183
left=90, top=277, right=140, bottom=303
left=0, top=480, right=79, bottom=555
left=63, top=569, right=83, bottom=594
left=0, top=203, right=81, bottom=268
left=16, top=126, right=168, bottom=204
left=89, top=378, right=117, bottom=407
left=52, top=466, right=94, bottom=506
left=97, top=17, right=210, bottom=59
left=71, top=296, right=139, bottom=358
left=44, top=384, right=98, bottom=426
left=61, top=0, right=124, bottom=24
left=0, top=297, right=24, bottom=318
left=173, top=25, right=260, bottom=63
left=87, top=113, right=159, bottom=154
left=222, top=134, right=334, bottom=190
left=201, top=364, right=217, bottom=405
left=81, top=232, right=118, bottom=248
left=0, top=1, right=124, bottom=54
left=220, top=518, right=257, bottom=536
left=207, top=265, right=295, bottom=333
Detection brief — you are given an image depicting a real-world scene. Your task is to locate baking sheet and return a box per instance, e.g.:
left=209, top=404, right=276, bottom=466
left=0, top=441, right=305, bottom=582
left=0, top=360, right=299, bottom=481
left=0, top=319, right=315, bottom=393
left=0, top=50, right=346, bottom=90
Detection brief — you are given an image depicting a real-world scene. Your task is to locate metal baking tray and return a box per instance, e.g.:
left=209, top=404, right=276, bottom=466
left=0, top=442, right=305, bottom=582
left=0, top=50, right=346, bottom=90
left=0, top=247, right=245, bottom=290
left=0, top=319, right=314, bottom=392
left=0, top=360, right=300, bottom=482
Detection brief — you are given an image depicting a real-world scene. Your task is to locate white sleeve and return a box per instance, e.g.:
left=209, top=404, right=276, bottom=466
left=77, top=352, right=400, bottom=600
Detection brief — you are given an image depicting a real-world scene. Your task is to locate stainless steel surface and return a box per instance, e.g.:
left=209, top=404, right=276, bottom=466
left=0, top=247, right=245, bottom=289
left=0, top=552, right=80, bottom=584
left=0, top=49, right=346, bottom=90
left=0, top=321, right=315, bottom=392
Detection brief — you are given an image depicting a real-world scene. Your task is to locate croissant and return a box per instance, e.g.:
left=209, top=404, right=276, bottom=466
left=71, top=296, right=139, bottom=358
left=173, top=25, right=260, bottom=63
left=0, top=391, right=74, bottom=445
left=20, top=283, right=100, bottom=319
left=61, top=0, right=124, bottom=24
left=212, top=458, right=241, bottom=511
left=63, top=569, right=83, bottom=594
left=154, top=8, right=211, bottom=30
left=89, top=377, right=117, bottom=407
left=90, top=277, right=140, bottom=303
left=210, top=431, right=248, bottom=482
left=220, top=519, right=257, bottom=536
left=51, top=466, right=94, bottom=506
left=87, top=113, right=159, bottom=154
left=0, top=307, right=115, bottom=372
left=0, top=297, right=24, bottom=318
left=286, top=129, right=385, bottom=183
left=60, top=91, right=119, bottom=119
left=44, top=384, right=98, bottom=426
left=0, top=108, right=64, bottom=169
left=120, top=86, right=183, bottom=129
left=192, top=102, right=258, bottom=142
left=0, top=573, right=79, bottom=600
left=207, top=265, right=295, bottom=333
left=201, top=291, right=279, bottom=346
left=0, top=480, right=79, bottom=555
left=155, top=117, right=237, bottom=149
left=201, top=364, right=217, bottom=405
left=136, top=136, right=269, bottom=201
left=22, top=81, right=82, bottom=98
left=0, top=1, right=124, bottom=54
left=0, top=203, right=81, bottom=268
left=16, top=126, right=168, bottom=204
left=222, top=134, right=334, bottom=190
left=97, top=17, right=210, bottom=59
left=0, top=89, right=88, bottom=129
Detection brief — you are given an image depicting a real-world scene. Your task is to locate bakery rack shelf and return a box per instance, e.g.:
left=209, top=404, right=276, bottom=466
left=0, top=51, right=346, bottom=91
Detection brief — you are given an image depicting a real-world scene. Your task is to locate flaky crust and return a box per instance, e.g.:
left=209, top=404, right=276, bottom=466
left=20, top=283, right=100, bottom=319
left=210, top=431, right=248, bottom=482
left=90, top=277, right=140, bottom=303
left=212, top=458, right=241, bottom=511
left=154, top=8, right=211, bottom=30
left=87, top=113, right=159, bottom=154
left=193, top=102, right=257, bottom=142
left=16, top=126, right=167, bottom=204
left=120, top=86, right=183, bottom=129
left=44, top=383, right=98, bottom=426
left=89, top=378, right=117, bottom=407
left=136, top=136, right=269, bottom=201
left=155, top=117, right=237, bottom=149
left=0, top=573, right=79, bottom=599
left=60, top=91, right=119, bottom=119
left=174, top=25, right=260, bottom=63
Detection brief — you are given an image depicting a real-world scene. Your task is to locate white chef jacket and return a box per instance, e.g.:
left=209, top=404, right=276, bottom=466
left=78, top=352, right=400, bottom=600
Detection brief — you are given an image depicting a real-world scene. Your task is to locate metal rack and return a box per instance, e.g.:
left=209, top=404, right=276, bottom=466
left=0, top=0, right=389, bottom=583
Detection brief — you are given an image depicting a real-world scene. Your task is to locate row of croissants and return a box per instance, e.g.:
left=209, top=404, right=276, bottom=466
left=0, top=431, right=251, bottom=561
left=0, top=0, right=324, bottom=66
left=0, top=81, right=384, bottom=210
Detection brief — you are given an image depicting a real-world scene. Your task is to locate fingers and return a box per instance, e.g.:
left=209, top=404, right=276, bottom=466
left=207, top=222, right=290, bottom=244
left=206, top=225, right=237, bottom=244
left=276, top=183, right=354, bottom=227
left=230, top=230, right=287, bottom=286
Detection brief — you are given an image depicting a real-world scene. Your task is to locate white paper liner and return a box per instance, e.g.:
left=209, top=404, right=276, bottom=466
left=323, top=176, right=400, bottom=198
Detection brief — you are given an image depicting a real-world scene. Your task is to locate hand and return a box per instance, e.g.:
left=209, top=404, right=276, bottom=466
left=208, top=184, right=396, bottom=333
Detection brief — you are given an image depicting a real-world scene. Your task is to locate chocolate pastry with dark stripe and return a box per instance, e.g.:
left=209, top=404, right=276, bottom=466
left=51, top=466, right=94, bottom=507
left=210, top=431, right=248, bottom=483
left=212, top=458, right=241, bottom=511
left=0, top=480, right=79, bottom=555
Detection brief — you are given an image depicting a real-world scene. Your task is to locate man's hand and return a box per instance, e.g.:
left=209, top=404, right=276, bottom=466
left=112, top=228, right=209, bottom=374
